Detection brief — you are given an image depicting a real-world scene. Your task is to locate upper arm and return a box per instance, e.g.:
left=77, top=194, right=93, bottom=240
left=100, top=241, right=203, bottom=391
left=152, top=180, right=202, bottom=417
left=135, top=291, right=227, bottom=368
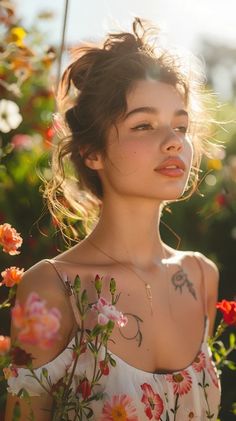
left=5, top=392, right=53, bottom=421
left=195, top=252, right=220, bottom=337
left=5, top=259, right=74, bottom=421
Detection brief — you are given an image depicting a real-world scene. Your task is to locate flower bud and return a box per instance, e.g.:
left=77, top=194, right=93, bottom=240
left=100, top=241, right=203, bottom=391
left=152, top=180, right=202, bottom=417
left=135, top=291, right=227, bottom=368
left=81, top=289, right=88, bottom=307
left=99, top=360, right=109, bottom=375
left=109, top=278, right=116, bottom=295
left=42, top=367, right=48, bottom=378
left=74, top=275, right=81, bottom=293
left=94, top=274, right=102, bottom=295
left=76, top=378, right=92, bottom=400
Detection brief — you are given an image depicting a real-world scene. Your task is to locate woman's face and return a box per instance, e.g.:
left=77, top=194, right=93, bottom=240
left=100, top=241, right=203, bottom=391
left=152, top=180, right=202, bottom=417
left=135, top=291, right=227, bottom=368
left=99, top=79, right=193, bottom=202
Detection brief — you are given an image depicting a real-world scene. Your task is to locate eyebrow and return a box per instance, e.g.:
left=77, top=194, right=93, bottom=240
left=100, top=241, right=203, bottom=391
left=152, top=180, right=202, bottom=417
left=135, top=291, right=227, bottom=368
left=124, top=106, right=189, bottom=120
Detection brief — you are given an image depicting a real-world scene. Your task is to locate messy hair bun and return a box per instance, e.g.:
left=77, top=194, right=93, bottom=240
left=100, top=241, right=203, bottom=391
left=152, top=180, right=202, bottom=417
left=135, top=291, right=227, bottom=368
left=43, top=17, right=215, bottom=243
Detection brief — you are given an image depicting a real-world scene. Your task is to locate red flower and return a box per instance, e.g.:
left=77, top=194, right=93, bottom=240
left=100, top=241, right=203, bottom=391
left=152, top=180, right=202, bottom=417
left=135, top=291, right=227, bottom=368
left=141, top=383, right=164, bottom=420
left=10, top=346, right=33, bottom=366
left=192, top=351, right=206, bottom=373
left=1, top=266, right=24, bottom=287
left=99, top=359, right=110, bottom=376
left=0, top=335, right=10, bottom=354
left=76, top=378, right=92, bottom=400
left=216, top=300, right=236, bottom=326
left=166, top=370, right=192, bottom=396
left=0, top=223, right=23, bottom=255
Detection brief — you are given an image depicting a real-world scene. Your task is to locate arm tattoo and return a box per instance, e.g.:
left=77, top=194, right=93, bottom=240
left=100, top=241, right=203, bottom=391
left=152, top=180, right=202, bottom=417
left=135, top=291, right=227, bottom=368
left=171, top=268, right=197, bottom=300
left=118, top=313, right=143, bottom=347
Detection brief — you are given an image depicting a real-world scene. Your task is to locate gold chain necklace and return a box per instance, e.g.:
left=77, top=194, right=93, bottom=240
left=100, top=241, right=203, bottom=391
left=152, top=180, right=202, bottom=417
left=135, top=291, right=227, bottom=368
left=86, top=237, right=170, bottom=316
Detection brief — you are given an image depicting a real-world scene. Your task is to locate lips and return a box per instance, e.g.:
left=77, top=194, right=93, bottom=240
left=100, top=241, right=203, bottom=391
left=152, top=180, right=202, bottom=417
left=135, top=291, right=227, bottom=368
left=154, top=158, right=186, bottom=177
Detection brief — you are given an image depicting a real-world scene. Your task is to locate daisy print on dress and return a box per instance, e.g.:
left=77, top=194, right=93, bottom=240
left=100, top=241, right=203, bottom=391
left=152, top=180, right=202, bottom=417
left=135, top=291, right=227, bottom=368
left=165, top=370, right=192, bottom=420
left=192, top=351, right=206, bottom=373
left=140, top=383, right=164, bottom=420
left=99, top=394, right=138, bottom=421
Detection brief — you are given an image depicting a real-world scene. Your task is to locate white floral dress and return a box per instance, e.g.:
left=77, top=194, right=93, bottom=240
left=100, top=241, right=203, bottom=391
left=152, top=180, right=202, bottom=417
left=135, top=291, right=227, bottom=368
left=7, top=259, right=221, bottom=420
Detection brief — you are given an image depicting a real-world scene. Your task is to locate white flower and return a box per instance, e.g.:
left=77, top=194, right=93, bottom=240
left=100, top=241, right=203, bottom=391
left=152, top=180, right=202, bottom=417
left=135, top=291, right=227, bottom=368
left=0, top=99, right=23, bottom=133
left=92, top=297, right=128, bottom=327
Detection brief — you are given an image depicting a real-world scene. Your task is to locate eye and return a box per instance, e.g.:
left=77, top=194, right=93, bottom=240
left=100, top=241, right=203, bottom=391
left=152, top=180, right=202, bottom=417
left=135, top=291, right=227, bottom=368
left=131, top=123, right=153, bottom=131
left=174, top=126, right=188, bottom=134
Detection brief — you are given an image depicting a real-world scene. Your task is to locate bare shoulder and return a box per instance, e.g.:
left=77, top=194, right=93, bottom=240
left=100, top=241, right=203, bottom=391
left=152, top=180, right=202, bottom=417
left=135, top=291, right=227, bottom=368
left=179, top=250, right=220, bottom=336
left=191, top=251, right=219, bottom=298
left=11, top=259, right=76, bottom=368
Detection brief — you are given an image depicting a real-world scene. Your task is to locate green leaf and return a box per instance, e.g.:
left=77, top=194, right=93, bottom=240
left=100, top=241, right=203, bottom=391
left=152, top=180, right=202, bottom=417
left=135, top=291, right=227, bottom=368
left=225, top=360, right=236, bottom=370
left=229, top=333, right=236, bottom=348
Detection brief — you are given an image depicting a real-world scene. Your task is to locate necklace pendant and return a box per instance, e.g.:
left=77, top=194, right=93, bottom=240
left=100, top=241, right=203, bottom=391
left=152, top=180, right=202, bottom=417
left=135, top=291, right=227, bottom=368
left=145, top=284, right=153, bottom=315
left=145, top=283, right=152, bottom=299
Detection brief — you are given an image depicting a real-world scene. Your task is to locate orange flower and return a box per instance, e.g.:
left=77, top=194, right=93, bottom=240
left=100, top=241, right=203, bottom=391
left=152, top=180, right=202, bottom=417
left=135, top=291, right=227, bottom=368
left=0, top=335, right=11, bottom=354
left=12, top=292, right=61, bottom=349
left=0, top=223, right=23, bottom=255
left=216, top=300, right=236, bottom=326
left=1, top=266, right=24, bottom=287
left=3, top=365, right=18, bottom=380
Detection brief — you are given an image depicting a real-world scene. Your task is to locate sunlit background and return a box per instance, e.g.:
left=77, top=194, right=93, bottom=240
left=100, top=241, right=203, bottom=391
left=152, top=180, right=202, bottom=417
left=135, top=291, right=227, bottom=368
left=15, top=0, right=236, bottom=100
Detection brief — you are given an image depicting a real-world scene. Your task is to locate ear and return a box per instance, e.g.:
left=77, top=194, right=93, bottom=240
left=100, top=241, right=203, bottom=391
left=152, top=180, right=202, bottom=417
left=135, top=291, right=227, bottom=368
left=84, top=151, right=104, bottom=171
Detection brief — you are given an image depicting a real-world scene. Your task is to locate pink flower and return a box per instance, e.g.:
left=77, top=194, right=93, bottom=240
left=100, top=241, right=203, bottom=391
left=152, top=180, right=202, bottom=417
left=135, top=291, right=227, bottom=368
left=1, top=266, right=24, bottom=287
left=0, top=223, right=23, bottom=255
left=99, top=394, right=138, bottom=421
left=192, top=351, right=206, bottom=373
left=0, top=335, right=10, bottom=354
left=12, top=292, right=61, bottom=349
left=92, top=297, right=128, bottom=328
left=166, top=370, right=192, bottom=396
left=206, top=359, right=220, bottom=388
left=140, top=383, right=164, bottom=420
left=11, top=134, right=33, bottom=151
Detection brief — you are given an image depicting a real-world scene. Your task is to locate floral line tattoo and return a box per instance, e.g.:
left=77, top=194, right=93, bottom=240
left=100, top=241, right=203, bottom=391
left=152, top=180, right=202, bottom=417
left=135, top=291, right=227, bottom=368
left=171, top=269, right=197, bottom=300
left=118, top=313, right=143, bottom=347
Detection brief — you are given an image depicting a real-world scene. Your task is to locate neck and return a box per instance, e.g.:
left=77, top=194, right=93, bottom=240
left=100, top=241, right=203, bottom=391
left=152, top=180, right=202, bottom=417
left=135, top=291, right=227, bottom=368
left=88, top=195, right=166, bottom=269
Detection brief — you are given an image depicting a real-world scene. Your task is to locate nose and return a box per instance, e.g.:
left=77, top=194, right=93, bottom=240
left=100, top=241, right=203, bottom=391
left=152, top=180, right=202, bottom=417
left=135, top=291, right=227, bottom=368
left=161, top=128, right=183, bottom=154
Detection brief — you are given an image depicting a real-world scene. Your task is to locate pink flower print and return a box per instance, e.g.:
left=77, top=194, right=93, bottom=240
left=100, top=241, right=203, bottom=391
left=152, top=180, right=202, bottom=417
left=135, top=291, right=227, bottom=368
left=92, top=297, right=128, bottom=328
left=100, top=394, right=138, bottom=420
left=12, top=292, right=61, bottom=349
left=166, top=370, right=192, bottom=396
left=141, top=383, right=164, bottom=420
left=192, top=351, right=206, bottom=373
left=207, top=359, right=220, bottom=388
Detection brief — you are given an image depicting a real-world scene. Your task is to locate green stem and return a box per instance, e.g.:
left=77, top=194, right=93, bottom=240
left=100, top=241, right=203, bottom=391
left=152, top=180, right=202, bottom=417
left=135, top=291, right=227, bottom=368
left=173, top=394, right=179, bottom=421
left=208, top=320, right=227, bottom=347
left=215, top=345, right=236, bottom=369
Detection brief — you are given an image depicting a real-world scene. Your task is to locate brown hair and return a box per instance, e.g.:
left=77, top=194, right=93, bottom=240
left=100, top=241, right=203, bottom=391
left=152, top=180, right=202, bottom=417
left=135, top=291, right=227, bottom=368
left=43, top=17, right=217, bottom=242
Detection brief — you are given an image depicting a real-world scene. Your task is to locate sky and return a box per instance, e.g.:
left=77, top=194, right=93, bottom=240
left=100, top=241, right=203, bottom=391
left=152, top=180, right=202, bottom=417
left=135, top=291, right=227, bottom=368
left=15, top=0, right=236, bottom=52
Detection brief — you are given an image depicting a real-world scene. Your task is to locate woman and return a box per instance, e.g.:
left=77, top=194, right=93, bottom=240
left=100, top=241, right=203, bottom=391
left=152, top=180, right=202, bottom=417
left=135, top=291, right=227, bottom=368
left=5, top=18, right=221, bottom=420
